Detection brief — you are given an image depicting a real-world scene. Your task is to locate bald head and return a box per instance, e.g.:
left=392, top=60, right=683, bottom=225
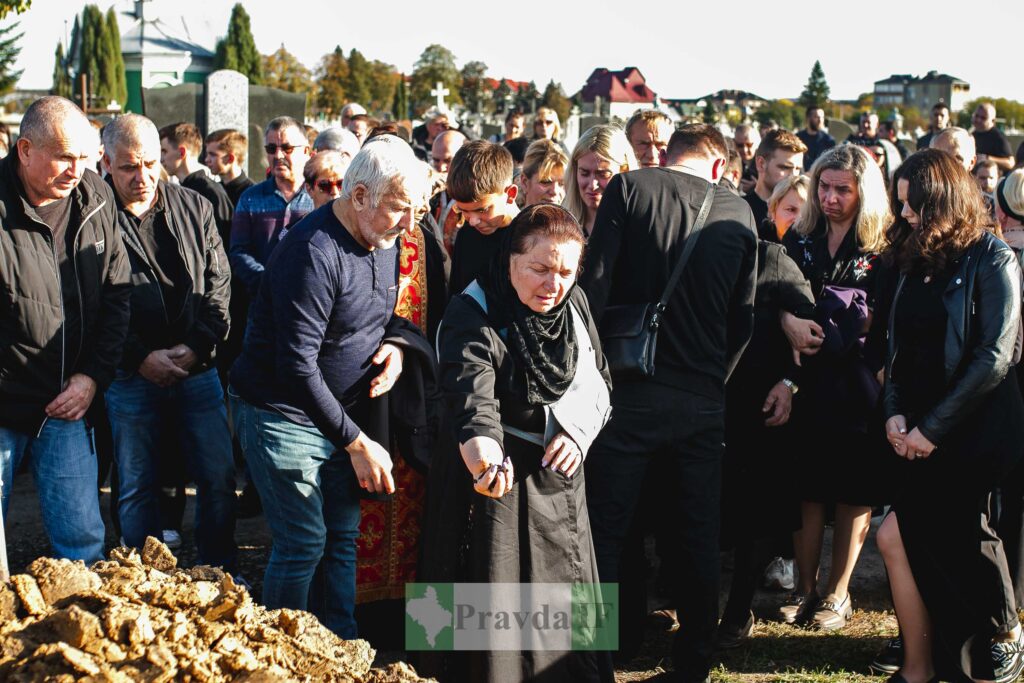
left=15, top=97, right=98, bottom=206
left=972, top=103, right=997, bottom=132
left=19, top=96, right=94, bottom=149
left=931, top=126, right=976, bottom=171
left=431, top=130, right=466, bottom=175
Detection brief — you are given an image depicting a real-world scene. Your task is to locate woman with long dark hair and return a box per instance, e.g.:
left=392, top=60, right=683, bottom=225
left=878, top=148, right=1024, bottom=683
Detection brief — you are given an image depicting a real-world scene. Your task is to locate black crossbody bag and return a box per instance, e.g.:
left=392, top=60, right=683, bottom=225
left=599, top=182, right=716, bottom=379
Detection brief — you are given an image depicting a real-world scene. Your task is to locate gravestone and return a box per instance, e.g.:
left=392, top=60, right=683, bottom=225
left=206, top=70, right=250, bottom=174
left=142, top=83, right=204, bottom=132
left=142, top=71, right=307, bottom=179
left=247, top=85, right=307, bottom=177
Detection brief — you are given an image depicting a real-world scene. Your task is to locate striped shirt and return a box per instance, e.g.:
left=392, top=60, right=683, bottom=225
left=229, top=177, right=313, bottom=295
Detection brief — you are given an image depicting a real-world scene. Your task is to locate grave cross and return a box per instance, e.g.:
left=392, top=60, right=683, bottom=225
left=431, top=81, right=450, bottom=110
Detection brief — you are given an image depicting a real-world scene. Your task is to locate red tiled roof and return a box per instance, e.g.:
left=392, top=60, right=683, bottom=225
left=484, top=78, right=530, bottom=92
left=581, top=67, right=656, bottom=104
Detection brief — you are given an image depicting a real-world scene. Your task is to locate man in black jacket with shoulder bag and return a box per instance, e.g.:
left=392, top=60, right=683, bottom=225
left=0, top=96, right=132, bottom=563
left=101, top=114, right=237, bottom=573
left=581, top=124, right=758, bottom=683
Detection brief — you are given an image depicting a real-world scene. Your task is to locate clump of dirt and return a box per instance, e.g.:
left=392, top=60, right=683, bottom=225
left=0, top=537, right=435, bottom=682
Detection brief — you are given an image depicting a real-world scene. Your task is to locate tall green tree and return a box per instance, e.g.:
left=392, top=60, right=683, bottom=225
left=314, top=46, right=348, bottom=115
left=51, top=41, right=72, bottom=98
left=799, top=60, right=831, bottom=109
left=517, top=80, right=540, bottom=113
left=262, top=44, right=313, bottom=95
left=214, top=4, right=262, bottom=84
left=541, top=80, right=570, bottom=124
left=366, top=60, right=399, bottom=114
left=391, top=75, right=409, bottom=120
left=342, top=48, right=371, bottom=107
left=0, top=21, right=21, bottom=97
left=459, top=60, right=490, bottom=115
left=104, top=7, right=127, bottom=106
left=92, top=8, right=123, bottom=105
left=410, top=44, right=461, bottom=114
left=77, top=5, right=103, bottom=104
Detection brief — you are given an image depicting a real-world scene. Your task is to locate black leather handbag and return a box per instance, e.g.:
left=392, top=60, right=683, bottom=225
left=599, top=182, right=716, bottom=379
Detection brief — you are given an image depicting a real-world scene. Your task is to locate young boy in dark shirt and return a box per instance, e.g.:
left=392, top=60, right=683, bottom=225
left=447, top=141, right=520, bottom=294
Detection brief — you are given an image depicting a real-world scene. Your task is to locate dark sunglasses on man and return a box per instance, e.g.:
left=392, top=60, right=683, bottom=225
left=265, top=143, right=306, bottom=155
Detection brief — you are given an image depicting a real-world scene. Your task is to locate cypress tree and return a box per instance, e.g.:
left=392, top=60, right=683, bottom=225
left=799, top=60, right=831, bottom=109
left=214, top=4, right=263, bottom=84
left=51, top=41, right=72, bottom=98
left=77, top=5, right=103, bottom=105
left=105, top=7, right=127, bottom=106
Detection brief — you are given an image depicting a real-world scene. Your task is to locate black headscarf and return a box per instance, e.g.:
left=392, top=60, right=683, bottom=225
left=479, top=223, right=578, bottom=406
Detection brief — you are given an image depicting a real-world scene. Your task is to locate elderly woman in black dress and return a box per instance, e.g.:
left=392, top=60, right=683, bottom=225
left=426, top=203, right=613, bottom=683
left=878, top=149, right=1024, bottom=683
left=779, top=144, right=892, bottom=630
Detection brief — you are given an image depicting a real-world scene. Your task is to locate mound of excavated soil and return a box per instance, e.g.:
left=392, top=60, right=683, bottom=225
left=0, top=537, right=434, bottom=682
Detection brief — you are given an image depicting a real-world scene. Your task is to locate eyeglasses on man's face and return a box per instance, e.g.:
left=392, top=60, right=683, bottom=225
left=265, top=143, right=306, bottom=155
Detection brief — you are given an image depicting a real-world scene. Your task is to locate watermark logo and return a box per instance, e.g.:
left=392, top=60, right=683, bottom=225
left=405, top=582, right=617, bottom=651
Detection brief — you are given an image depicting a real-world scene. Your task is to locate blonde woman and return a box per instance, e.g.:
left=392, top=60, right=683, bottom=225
left=563, top=124, right=638, bottom=237
left=778, top=144, right=891, bottom=631
left=767, top=174, right=811, bottom=242
left=531, top=106, right=562, bottom=143
left=519, top=139, right=568, bottom=207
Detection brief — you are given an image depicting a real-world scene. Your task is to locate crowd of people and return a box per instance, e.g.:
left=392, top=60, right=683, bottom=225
left=3, top=93, right=1024, bottom=683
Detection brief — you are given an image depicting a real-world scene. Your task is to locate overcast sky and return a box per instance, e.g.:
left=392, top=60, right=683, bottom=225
left=6, top=0, right=1024, bottom=104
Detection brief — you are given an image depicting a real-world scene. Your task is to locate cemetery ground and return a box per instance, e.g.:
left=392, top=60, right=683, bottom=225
left=5, top=469, right=897, bottom=682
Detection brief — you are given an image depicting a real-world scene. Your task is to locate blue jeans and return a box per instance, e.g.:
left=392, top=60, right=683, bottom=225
left=0, top=418, right=105, bottom=563
left=230, top=391, right=361, bottom=638
left=105, top=368, right=237, bottom=571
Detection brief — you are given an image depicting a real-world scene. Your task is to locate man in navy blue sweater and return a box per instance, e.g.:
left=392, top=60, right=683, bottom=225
left=229, top=135, right=431, bottom=637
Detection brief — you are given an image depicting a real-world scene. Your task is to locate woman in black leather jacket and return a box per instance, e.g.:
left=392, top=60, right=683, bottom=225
left=878, top=149, right=1024, bottom=683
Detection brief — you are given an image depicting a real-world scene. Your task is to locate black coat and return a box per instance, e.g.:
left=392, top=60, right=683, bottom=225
left=114, top=181, right=231, bottom=373
left=0, top=161, right=131, bottom=434
left=885, top=232, right=1023, bottom=444
left=581, top=169, right=757, bottom=400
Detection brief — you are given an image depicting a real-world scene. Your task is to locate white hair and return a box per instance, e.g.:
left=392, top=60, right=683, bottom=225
left=341, top=103, right=367, bottom=118
left=313, top=126, right=361, bottom=158
left=342, top=135, right=431, bottom=209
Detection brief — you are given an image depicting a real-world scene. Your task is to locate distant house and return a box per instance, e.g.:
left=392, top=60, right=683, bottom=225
left=580, top=67, right=657, bottom=119
left=665, top=89, right=768, bottom=121
left=873, top=71, right=970, bottom=113
left=71, top=0, right=217, bottom=114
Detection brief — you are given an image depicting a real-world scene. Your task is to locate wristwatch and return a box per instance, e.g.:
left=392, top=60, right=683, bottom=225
left=781, top=378, right=799, bottom=395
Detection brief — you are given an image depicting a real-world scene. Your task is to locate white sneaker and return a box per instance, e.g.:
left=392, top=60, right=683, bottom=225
left=763, top=557, right=795, bottom=591
left=162, top=530, right=182, bottom=550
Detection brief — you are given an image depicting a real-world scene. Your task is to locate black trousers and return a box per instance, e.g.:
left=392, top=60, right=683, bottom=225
left=586, top=381, right=724, bottom=683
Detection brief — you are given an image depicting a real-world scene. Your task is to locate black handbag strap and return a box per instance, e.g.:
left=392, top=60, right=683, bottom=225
left=657, top=181, right=717, bottom=312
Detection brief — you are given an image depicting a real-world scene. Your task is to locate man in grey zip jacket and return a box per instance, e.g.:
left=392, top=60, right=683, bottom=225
left=101, top=114, right=238, bottom=573
left=0, top=97, right=132, bottom=563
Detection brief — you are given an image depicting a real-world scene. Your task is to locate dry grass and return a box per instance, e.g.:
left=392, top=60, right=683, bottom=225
left=615, top=606, right=898, bottom=682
